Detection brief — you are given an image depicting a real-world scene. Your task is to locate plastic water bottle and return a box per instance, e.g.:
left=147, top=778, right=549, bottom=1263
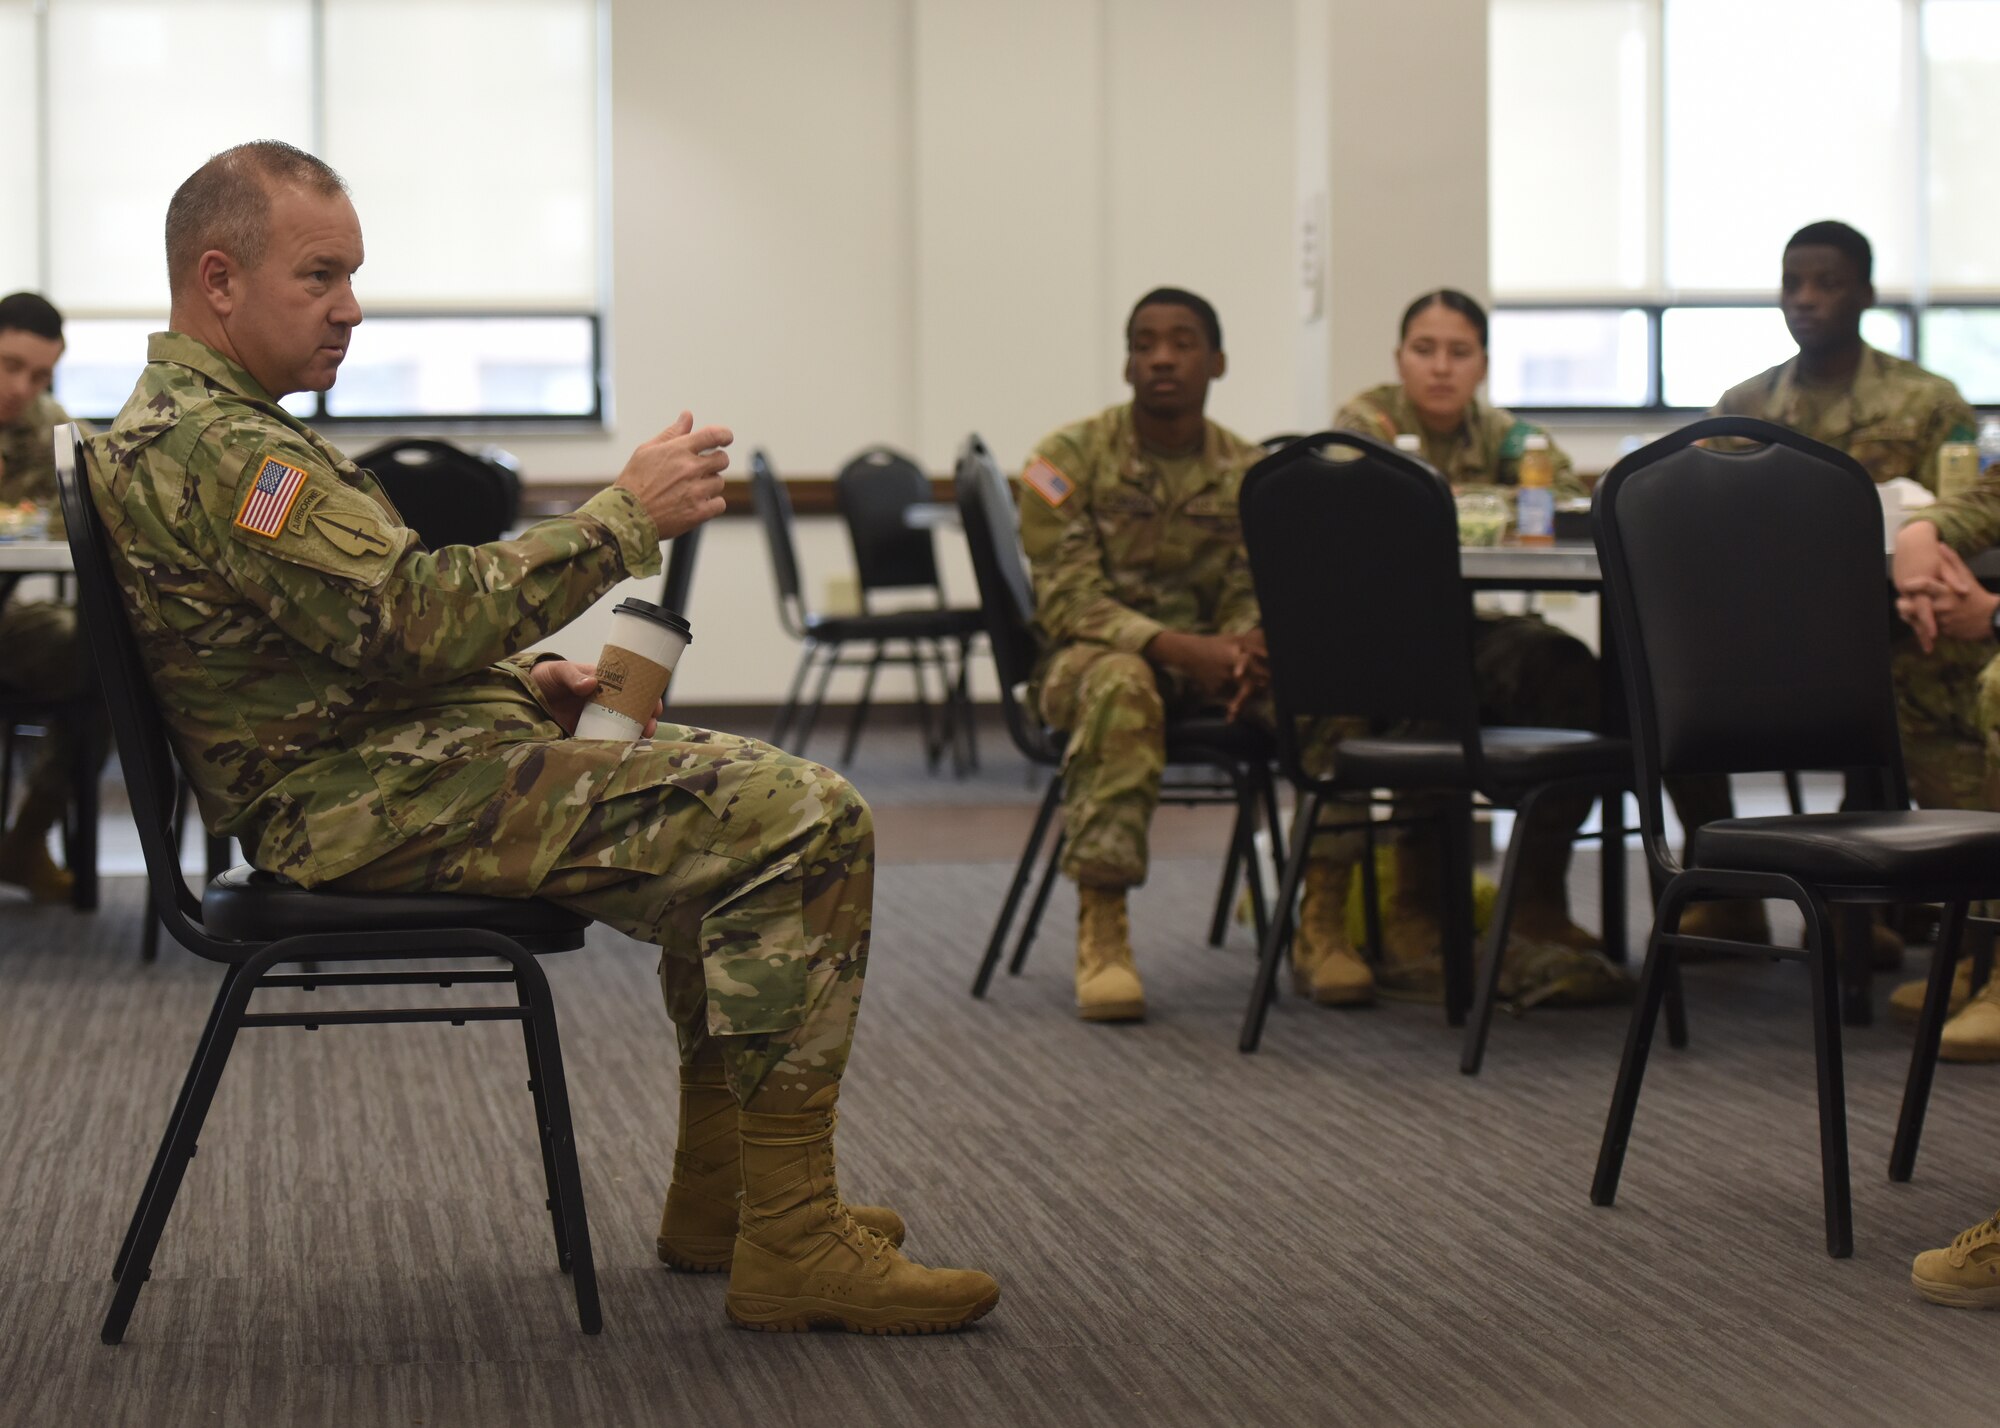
left=1515, top=435, right=1555, bottom=546
left=1978, top=417, right=2000, bottom=475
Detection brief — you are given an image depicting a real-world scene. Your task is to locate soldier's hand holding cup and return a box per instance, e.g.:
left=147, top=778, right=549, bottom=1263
left=572, top=598, right=693, bottom=742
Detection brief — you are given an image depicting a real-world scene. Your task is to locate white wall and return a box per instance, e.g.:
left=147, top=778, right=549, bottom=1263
left=510, top=0, right=1317, bottom=702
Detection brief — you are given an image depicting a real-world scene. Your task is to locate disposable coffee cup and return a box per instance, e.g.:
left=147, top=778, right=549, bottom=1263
left=572, top=598, right=692, bottom=742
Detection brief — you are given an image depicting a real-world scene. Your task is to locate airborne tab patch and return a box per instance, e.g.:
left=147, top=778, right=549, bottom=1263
left=234, top=456, right=310, bottom=538
left=1022, top=456, right=1074, bottom=507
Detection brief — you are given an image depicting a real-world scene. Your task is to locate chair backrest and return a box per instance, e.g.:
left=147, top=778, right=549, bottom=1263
left=953, top=433, right=1049, bottom=758
left=353, top=438, right=514, bottom=549
left=54, top=425, right=224, bottom=956
left=1239, top=432, right=1483, bottom=784
left=749, top=449, right=809, bottom=635
left=1593, top=416, right=1905, bottom=874
left=835, top=446, right=941, bottom=602
left=659, top=521, right=702, bottom=619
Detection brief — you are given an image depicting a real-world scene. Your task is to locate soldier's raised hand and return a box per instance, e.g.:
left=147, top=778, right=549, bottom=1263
left=614, top=410, right=733, bottom=540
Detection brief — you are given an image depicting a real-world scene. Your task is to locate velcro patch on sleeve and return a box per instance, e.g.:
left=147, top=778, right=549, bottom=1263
left=1021, top=456, right=1074, bottom=507
left=234, top=456, right=311, bottom=538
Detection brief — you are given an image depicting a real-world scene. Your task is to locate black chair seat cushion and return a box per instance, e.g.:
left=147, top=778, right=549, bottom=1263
left=1687, top=809, right=2000, bottom=890
left=1332, top=726, right=1627, bottom=796
left=1166, top=716, right=1274, bottom=765
left=806, top=607, right=984, bottom=642
left=203, top=865, right=590, bottom=948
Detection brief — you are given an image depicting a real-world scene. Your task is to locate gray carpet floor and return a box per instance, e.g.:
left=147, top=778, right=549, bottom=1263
left=1, top=760, right=1995, bottom=1426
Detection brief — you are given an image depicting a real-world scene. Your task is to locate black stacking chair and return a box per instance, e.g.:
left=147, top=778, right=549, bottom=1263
left=954, top=433, right=1285, bottom=998
left=354, top=438, right=518, bottom=548
left=660, top=522, right=702, bottom=621
left=1588, top=416, right=2000, bottom=1259
left=834, top=446, right=984, bottom=771
left=1235, top=432, right=1630, bottom=1064
left=55, top=427, right=601, bottom=1342
left=0, top=681, right=103, bottom=911
left=752, top=450, right=977, bottom=765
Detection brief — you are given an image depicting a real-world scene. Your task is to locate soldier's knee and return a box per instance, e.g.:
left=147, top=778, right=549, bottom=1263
left=1078, top=650, right=1164, bottom=718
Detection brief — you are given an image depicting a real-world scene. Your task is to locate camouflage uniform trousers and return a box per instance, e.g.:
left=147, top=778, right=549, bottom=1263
left=332, top=726, right=872, bottom=1113
left=1033, top=642, right=1367, bottom=890
left=1891, top=634, right=2000, bottom=812
left=0, top=600, right=107, bottom=814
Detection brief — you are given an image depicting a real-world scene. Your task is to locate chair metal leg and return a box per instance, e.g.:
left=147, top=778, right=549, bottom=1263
left=1234, top=773, right=1272, bottom=953
left=70, top=718, right=100, bottom=912
left=517, top=979, right=573, bottom=1271
left=771, top=641, right=818, bottom=746
left=104, top=956, right=267, bottom=1343
left=1440, top=799, right=1477, bottom=1027
left=1208, top=791, right=1249, bottom=949
left=952, top=637, right=979, bottom=774
left=1461, top=785, right=1543, bottom=1075
left=972, top=778, right=1061, bottom=998
left=1591, top=882, right=1689, bottom=1209
left=1801, top=893, right=1854, bottom=1258
left=796, top=642, right=843, bottom=754
left=1890, top=899, right=1968, bottom=1184
left=113, top=971, right=240, bottom=1284
left=1836, top=903, right=1872, bottom=1028
left=840, top=651, right=884, bottom=765
left=1240, top=792, right=1320, bottom=1053
left=1663, top=954, right=1690, bottom=1049
left=1783, top=770, right=1806, bottom=815
left=505, top=951, right=600, bottom=1333
left=1600, top=787, right=1628, bottom=964
left=1009, top=828, right=1066, bottom=977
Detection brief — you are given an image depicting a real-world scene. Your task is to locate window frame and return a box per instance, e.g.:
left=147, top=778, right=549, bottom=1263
left=12, top=0, right=610, bottom=431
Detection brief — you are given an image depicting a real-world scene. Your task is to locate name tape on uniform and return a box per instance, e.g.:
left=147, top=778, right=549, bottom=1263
left=1022, top=456, right=1074, bottom=507
left=234, top=456, right=311, bottom=538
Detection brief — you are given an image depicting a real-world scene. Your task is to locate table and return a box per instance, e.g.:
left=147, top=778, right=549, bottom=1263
left=0, top=539, right=72, bottom=573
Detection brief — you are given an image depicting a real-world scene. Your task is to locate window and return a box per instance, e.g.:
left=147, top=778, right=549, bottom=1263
left=5, top=0, right=603, bottom=424
left=1490, top=0, right=2000, bottom=410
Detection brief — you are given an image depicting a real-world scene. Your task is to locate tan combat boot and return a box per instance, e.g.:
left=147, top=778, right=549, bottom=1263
left=725, top=1086, right=1000, bottom=1334
left=1076, top=885, right=1145, bottom=1022
left=1889, top=959, right=1978, bottom=1027
left=1939, top=966, right=2000, bottom=1064
left=0, top=788, right=73, bottom=903
left=658, top=1053, right=905, bottom=1271
left=1676, top=898, right=1771, bottom=950
left=1911, top=1206, right=2000, bottom=1309
left=1376, top=840, right=1445, bottom=1003
left=1293, top=859, right=1372, bottom=1006
left=1508, top=830, right=1601, bottom=955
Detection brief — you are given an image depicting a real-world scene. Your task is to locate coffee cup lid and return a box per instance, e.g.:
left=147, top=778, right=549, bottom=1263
left=611, top=596, right=693, bottom=642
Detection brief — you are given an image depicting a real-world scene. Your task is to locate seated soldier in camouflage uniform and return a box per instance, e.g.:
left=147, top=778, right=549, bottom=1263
left=95, top=141, right=997, bottom=1335
left=1336, top=289, right=1648, bottom=1006
left=1890, top=490, right=2000, bottom=1063
left=1712, top=220, right=1980, bottom=981
left=0, top=291, right=102, bottom=902
left=1019, top=288, right=1372, bottom=1021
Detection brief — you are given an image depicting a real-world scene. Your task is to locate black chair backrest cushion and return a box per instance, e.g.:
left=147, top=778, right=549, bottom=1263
left=953, top=434, right=1040, bottom=691
left=749, top=450, right=805, bottom=607
left=55, top=426, right=210, bottom=939
left=835, top=447, right=939, bottom=595
left=1241, top=432, right=1478, bottom=729
left=353, top=438, right=513, bottom=550
left=1594, top=416, right=1901, bottom=779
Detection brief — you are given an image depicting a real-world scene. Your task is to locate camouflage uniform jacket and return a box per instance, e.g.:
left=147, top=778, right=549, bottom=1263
left=1709, top=342, right=1978, bottom=492
left=1335, top=383, right=1585, bottom=499
left=1017, top=403, right=1262, bottom=671
left=95, top=331, right=663, bottom=888
left=0, top=392, right=77, bottom=507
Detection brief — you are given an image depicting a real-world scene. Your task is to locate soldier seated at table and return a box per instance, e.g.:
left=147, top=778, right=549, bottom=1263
left=0, top=291, right=101, bottom=902
left=1334, top=288, right=1646, bottom=1008
left=1712, top=219, right=1980, bottom=984
left=94, top=140, right=997, bottom=1335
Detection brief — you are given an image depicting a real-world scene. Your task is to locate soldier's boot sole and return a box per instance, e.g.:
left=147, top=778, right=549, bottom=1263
left=726, top=1242, right=1001, bottom=1336
left=1077, top=998, right=1146, bottom=1023
left=1911, top=1272, right=2000, bottom=1309
left=659, top=1204, right=909, bottom=1273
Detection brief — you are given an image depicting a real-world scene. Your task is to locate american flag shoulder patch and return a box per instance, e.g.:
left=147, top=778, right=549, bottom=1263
left=1021, top=456, right=1074, bottom=507
left=234, top=456, right=311, bottom=538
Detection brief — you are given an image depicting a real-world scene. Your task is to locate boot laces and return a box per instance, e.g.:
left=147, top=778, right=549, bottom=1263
left=1948, top=1208, right=2000, bottom=1265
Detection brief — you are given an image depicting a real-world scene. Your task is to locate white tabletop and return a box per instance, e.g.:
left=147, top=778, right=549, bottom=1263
left=0, top=540, right=72, bottom=573
left=1457, top=542, right=1600, bottom=582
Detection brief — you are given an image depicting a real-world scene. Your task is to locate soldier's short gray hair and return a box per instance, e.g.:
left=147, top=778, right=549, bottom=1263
left=165, top=141, right=348, bottom=300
